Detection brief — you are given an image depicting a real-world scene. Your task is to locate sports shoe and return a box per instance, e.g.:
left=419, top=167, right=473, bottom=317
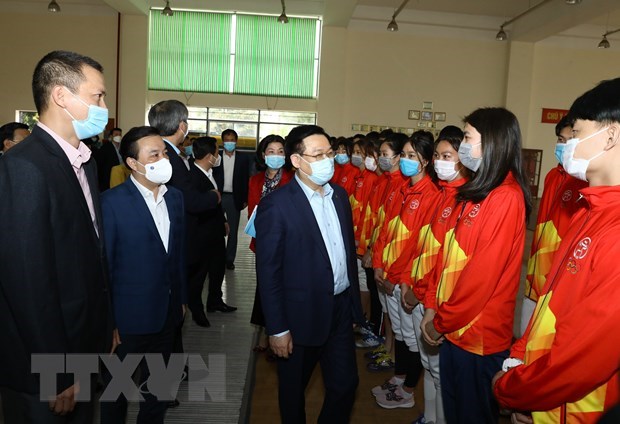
left=356, top=333, right=382, bottom=348
left=411, top=413, right=429, bottom=424
left=364, top=344, right=387, bottom=360
left=376, top=386, right=415, bottom=409
left=366, top=353, right=395, bottom=372
left=371, top=376, right=402, bottom=397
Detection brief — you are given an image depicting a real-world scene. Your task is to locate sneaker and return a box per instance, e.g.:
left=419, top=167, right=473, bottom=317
left=411, top=413, right=429, bottom=424
left=371, top=376, right=402, bottom=397
left=356, top=333, right=382, bottom=348
left=366, top=353, right=395, bottom=372
left=364, top=345, right=387, bottom=360
left=376, top=386, right=415, bottom=409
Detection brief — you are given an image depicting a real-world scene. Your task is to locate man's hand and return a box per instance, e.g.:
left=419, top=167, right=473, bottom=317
left=383, top=280, right=395, bottom=296
left=211, top=189, right=221, bottom=204
left=400, top=284, right=418, bottom=312
left=224, top=222, right=230, bottom=237
left=491, top=370, right=506, bottom=389
left=374, top=268, right=385, bottom=290
left=361, top=249, right=372, bottom=268
left=269, top=333, right=293, bottom=359
left=421, top=308, right=443, bottom=345
left=49, top=382, right=79, bottom=415
left=110, top=328, right=121, bottom=354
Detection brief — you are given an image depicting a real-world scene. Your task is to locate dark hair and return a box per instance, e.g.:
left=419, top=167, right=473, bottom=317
left=32, top=50, right=103, bottom=114
left=568, top=78, right=620, bottom=124
left=360, top=137, right=379, bottom=158
left=111, top=127, right=122, bottom=134
left=147, top=100, right=188, bottom=137
left=555, top=116, right=571, bottom=137
left=458, top=107, right=532, bottom=217
left=409, top=130, right=436, bottom=180
left=379, top=128, right=394, bottom=139
left=381, top=132, right=408, bottom=156
left=120, top=126, right=160, bottom=168
left=255, top=134, right=287, bottom=171
left=193, top=136, right=217, bottom=160
left=435, top=125, right=470, bottom=180
left=285, top=125, right=330, bottom=158
left=333, top=136, right=353, bottom=156
left=221, top=129, right=238, bottom=141
left=0, top=122, right=29, bottom=151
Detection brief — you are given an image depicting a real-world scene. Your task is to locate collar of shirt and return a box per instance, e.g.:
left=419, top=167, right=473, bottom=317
left=295, top=174, right=333, bottom=201
left=163, top=139, right=181, bottom=155
left=38, top=122, right=92, bottom=169
left=130, top=174, right=168, bottom=203
left=194, top=162, right=213, bottom=179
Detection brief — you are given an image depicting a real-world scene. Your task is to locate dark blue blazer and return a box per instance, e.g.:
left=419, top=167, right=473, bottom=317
left=101, top=178, right=187, bottom=335
left=255, top=177, right=364, bottom=346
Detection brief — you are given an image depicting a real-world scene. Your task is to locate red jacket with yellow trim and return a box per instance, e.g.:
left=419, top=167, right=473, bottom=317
left=525, top=165, right=587, bottom=301
left=427, top=172, right=526, bottom=355
left=371, top=175, right=439, bottom=281
left=358, top=170, right=408, bottom=256
left=332, top=162, right=358, bottom=196
left=399, top=177, right=467, bottom=302
left=494, top=185, right=620, bottom=424
left=350, top=169, right=379, bottom=244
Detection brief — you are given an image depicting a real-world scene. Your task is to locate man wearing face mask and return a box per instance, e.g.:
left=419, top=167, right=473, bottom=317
left=519, top=116, right=587, bottom=336
left=96, top=127, right=123, bottom=191
left=255, top=125, right=364, bottom=423
left=99, top=126, right=187, bottom=423
left=213, top=129, right=253, bottom=271
left=186, top=136, right=233, bottom=327
left=0, top=50, right=113, bottom=423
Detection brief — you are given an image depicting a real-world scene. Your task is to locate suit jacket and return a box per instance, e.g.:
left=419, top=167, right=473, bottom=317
left=0, top=125, right=112, bottom=394
left=101, top=178, right=187, bottom=335
left=213, top=150, right=253, bottom=210
left=186, top=162, right=227, bottom=265
left=165, top=140, right=221, bottom=215
left=96, top=141, right=121, bottom=191
left=255, top=177, right=364, bottom=346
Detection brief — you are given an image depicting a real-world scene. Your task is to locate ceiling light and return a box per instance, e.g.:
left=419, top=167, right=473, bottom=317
left=278, top=0, right=289, bottom=24
left=565, top=0, right=582, bottom=4
left=598, top=35, right=610, bottom=49
left=48, top=0, right=60, bottom=12
left=496, top=26, right=507, bottom=41
left=162, top=1, right=173, bottom=16
left=387, top=17, right=398, bottom=32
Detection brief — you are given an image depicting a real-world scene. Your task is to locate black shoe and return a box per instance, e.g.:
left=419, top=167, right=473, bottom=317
left=167, top=399, right=180, bottom=409
left=206, top=302, right=238, bottom=313
left=226, top=262, right=235, bottom=270
left=192, top=310, right=211, bottom=327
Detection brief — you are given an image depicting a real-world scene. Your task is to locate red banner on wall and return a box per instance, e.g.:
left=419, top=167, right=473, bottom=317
left=541, top=108, right=569, bottom=124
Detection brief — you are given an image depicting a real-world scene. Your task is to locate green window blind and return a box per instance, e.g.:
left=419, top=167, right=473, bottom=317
left=234, top=15, right=317, bottom=98
left=149, top=10, right=232, bottom=93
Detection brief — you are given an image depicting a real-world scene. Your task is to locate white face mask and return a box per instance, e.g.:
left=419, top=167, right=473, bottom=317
left=112, top=135, right=122, bottom=144
left=434, top=159, right=460, bottom=181
left=136, top=158, right=173, bottom=185
left=364, top=156, right=377, bottom=172
left=210, top=154, right=221, bottom=168
left=562, top=126, right=609, bottom=181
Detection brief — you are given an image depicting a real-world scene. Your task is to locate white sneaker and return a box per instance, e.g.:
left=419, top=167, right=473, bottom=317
left=371, top=376, right=402, bottom=397
left=355, top=333, right=382, bottom=348
left=376, top=386, right=415, bottom=409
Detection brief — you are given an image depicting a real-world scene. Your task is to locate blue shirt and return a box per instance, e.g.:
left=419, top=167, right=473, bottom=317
left=163, top=139, right=181, bottom=155
left=295, top=175, right=350, bottom=295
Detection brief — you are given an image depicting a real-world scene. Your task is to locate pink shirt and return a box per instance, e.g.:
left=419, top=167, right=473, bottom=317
left=37, top=122, right=99, bottom=236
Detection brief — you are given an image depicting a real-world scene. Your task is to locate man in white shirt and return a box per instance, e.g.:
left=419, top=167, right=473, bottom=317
left=100, top=126, right=187, bottom=424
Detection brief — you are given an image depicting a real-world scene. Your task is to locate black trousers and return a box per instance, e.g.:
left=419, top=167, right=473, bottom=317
left=1, top=380, right=95, bottom=424
left=188, top=243, right=226, bottom=312
left=276, top=289, right=359, bottom=424
left=100, top=304, right=177, bottom=424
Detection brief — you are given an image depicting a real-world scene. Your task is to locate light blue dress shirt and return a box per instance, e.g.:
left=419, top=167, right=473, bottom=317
left=295, top=175, right=350, bottom=295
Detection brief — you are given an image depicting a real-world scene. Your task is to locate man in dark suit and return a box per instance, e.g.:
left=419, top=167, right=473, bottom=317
left=213, top=129, right=253, bottom=270
left=95, top=127, right=122, bottom=191
left=187, top=136, right=234, bottom=327
left=0, top=121, right=30, bottom=154
left=0, top=50, right=112, bottom=423
left=148, top=100, right=236, bottom=313
left=256, top=125, right=364, bottom=423
left=99, top=126, right=187, bottom=423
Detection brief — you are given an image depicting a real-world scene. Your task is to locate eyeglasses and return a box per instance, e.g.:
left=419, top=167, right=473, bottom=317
left=301, top=150, right=335, bottom=161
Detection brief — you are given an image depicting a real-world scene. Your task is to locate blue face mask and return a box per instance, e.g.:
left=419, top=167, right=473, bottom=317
left=223, top=141, right=236, bottom=152
left=300, top=156, right=335, bottom=186
left=63, top=88, right=108, bottom=140
left=399, top=158, right=421, bottom=177
left=554, top=143, right=565, bottom=165
left=265, top=155, right=285, bottom=170
left=184, top=146, right=193, bottom=157
left=335, top=153, right=350, bottom=165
